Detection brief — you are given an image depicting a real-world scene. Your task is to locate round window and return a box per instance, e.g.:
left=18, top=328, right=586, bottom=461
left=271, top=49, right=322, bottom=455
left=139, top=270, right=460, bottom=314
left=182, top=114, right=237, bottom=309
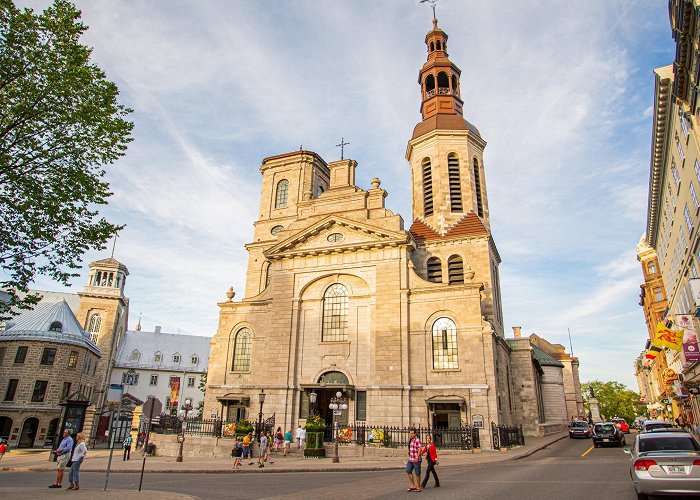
left=327, top=233, right=344, bottom=243
left=271, top=225, right=284, bottom=235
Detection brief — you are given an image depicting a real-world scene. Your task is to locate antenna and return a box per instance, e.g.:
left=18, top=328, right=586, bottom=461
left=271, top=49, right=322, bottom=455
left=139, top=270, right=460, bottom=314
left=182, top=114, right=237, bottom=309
left=568, top=328, right=574, bottom=356
left=110, top=232, right=119, bottom=258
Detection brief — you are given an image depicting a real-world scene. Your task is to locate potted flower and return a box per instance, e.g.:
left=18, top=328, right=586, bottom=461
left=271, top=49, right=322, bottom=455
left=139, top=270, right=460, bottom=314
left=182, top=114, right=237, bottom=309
left=304, top=415, right=327, bottom=458
left=234, top=419, right=254, bottom=436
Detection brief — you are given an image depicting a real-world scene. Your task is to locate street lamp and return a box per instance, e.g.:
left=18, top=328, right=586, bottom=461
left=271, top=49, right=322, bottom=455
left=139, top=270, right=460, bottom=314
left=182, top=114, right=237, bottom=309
left=309, top=391, right=318, bottom=417
left=257, top=389, right=266, bottom=443
left=328, top=391, right=347, bottom=463
left=175, top=397, right=193, bottom=463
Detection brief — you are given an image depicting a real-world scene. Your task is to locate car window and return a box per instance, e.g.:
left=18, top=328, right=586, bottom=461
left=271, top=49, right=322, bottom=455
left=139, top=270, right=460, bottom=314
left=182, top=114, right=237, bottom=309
left=639, top=437, right=700, bottom=452
left=571, top=422, right=588, bottom=429
left=645, top=423, right=674, bottom=431
left=594, top=424, right=616, bottom=434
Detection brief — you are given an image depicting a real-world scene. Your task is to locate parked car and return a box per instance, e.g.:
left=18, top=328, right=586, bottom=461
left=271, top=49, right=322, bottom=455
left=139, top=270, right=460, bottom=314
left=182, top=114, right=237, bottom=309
left=569, top=421, right=592, bottom=439
left=592, top=422, right=626, bottom=448
left=612, top=417, right=630, bottom=433
left=640, top=420, right=676, bottom=433
left=627, top=430, right=700, bottom=499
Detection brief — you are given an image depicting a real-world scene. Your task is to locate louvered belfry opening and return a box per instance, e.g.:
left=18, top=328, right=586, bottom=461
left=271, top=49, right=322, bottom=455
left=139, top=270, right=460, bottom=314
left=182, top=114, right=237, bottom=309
left=448, top=255, right=464, bottom=284
left=427, top=257, right=442, bottom=282
left=448, top=153, right=462, bottom=212
left=422, top=157, right=434, bottom=216
left=473, top=158, right=483, bottom=217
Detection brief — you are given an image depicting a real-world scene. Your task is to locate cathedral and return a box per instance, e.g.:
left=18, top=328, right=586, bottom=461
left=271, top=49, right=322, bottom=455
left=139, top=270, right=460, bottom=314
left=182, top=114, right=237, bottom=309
left=204, top=17, right=580, bottom=442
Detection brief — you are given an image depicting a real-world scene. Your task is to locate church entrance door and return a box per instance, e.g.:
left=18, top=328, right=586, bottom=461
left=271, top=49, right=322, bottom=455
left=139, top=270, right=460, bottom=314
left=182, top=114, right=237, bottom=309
left=315, top=389, right=350, bottom=429
left=431, top=403, right=461, bottom=447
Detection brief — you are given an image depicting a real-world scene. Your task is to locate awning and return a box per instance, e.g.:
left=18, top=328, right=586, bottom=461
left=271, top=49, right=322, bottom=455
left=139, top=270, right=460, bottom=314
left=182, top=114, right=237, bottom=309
left=217, top=393, right=250, bottom=404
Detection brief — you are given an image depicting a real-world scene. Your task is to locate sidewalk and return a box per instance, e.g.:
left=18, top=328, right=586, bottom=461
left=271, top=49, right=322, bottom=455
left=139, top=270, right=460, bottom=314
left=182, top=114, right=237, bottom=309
left=0, top=432, right=567, bottom=474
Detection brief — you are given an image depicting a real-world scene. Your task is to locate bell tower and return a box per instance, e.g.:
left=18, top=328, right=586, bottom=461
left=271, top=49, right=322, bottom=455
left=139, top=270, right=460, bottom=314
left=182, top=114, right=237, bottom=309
left=406, top=17, right=490, bottom=235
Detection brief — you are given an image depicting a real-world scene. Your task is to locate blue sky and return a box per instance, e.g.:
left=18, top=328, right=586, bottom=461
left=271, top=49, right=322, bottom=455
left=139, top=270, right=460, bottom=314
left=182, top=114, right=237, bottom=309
left=22, top=1, right=674, bottom=389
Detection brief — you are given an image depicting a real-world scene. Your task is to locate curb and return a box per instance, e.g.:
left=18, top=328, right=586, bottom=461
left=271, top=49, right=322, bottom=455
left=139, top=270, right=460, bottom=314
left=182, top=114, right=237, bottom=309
left=511, top=434, right=568, bottom=460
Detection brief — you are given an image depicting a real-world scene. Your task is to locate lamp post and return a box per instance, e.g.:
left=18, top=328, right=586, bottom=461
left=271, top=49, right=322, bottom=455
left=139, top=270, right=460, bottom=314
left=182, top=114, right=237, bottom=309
left=309, top=391, right=318, bottom=418
left=257, top=389, right=266, bottom=443
left=175, top=397, right=193, bottom=463
left=328, top=391, right=347, bottom=463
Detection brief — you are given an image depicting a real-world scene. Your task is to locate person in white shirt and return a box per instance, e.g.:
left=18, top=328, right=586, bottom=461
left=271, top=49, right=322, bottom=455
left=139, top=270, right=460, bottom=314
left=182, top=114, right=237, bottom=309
left=67, top=433, right=87, bottom=491
left=299, top=426, right=306, bottom=449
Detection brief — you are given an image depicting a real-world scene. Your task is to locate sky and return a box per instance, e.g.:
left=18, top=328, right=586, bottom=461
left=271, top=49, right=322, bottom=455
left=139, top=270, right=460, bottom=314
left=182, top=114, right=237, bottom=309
left=20, top=0, right=675, bottom=390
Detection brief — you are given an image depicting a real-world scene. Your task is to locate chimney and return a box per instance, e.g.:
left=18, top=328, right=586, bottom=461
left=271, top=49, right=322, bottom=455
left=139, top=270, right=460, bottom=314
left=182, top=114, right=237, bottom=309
left=155, top=325, right=161, bottom=334
left=512, top=326, right=522, bottom=339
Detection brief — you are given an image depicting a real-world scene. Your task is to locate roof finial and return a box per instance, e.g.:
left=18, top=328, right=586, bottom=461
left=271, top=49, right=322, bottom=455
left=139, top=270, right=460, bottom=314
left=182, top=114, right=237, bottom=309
left=420, top=0, right=437, bottom=22
left=110, top=231, right=119, bottom=258
left=135, top=313, right=142, bottom=332
left=336, top=137, right=350, bottom=160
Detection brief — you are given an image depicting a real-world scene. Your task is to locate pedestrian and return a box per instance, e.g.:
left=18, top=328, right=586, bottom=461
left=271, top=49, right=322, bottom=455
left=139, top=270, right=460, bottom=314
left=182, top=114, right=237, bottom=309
left=123, top=433, right=133, bottom=460
left=67, top=432, right=87, bottom=491
left=243, top=431, right=254, bottom=465
left=50, top=428, right=74, bottom=488
left=274, top=426, right=284, bottom=453
left=299, top=425, right=306, bottom=449
left=0, top=439, right=6, bottom=460
left=406, top=428, right=423, bottom=492
left=231, top=436, right=243, bottom=471
left=420, top=434, right=440, bottom=489
left=296, top=425, right=303, bottom=449
left=284, top=428, right=293, bottom=456
left=258, top=430, right=269, bottom=468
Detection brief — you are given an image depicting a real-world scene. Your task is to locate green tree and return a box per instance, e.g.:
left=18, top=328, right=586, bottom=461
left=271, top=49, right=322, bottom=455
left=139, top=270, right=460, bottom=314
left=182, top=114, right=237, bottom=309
left=582, top=380, right=646, bottom=424
left=0, top=0, right=133, bottom=319
left=195, top=370, right=207, bottom=417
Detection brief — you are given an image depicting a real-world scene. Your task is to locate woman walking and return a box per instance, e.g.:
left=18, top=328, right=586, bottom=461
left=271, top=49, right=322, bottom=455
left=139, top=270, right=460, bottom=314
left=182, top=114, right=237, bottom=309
left=274, top=427, right=284, bottom=453
left=231, top=437, right=243, bottom=471
left=421, top=434, right=440, bottom=489
left=67, top=433, right=87, bottom=491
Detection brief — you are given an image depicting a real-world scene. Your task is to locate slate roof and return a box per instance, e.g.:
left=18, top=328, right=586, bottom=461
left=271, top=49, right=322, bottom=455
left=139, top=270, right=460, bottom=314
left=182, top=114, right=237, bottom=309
left=409, top=212, right=489, bottom=244
left=1, top=298, right=99, bottom=355
left=114, top=329, right=211, bottom=372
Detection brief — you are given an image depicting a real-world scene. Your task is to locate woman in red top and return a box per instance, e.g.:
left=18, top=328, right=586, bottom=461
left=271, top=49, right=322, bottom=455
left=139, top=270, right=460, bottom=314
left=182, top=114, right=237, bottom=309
left=421, top=434, right=440, bottom=488
left=0, top=440, right=6, bottom=460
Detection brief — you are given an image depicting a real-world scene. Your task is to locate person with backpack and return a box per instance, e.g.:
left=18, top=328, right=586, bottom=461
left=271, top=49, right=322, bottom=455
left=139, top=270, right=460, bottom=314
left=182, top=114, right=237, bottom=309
left=421, top=434, right=440, bottom=488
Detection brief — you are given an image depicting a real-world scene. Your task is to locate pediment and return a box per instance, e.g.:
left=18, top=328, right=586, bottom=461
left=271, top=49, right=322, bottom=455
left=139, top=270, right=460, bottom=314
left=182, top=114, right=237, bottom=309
left=264, top=216, right=409, bottom=259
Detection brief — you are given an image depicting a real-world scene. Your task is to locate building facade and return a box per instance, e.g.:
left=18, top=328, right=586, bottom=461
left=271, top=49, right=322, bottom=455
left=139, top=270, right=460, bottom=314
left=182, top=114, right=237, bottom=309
left=204, top=18, right=579, bottom=443
left=0, top=299, right=100, bottom=448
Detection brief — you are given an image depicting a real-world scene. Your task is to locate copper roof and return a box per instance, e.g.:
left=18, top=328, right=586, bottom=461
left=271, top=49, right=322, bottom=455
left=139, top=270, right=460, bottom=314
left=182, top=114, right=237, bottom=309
left=409, top=212, right=488, bottom=243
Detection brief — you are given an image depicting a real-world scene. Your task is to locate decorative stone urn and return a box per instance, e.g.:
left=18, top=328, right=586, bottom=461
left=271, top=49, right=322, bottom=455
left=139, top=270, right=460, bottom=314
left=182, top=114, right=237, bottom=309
left=304, top=431, right=326, bottom=458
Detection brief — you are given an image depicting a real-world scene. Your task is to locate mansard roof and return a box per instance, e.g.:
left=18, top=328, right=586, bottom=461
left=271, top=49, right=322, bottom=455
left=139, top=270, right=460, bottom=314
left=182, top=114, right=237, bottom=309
left=114, top=329, right=211, bottom=372
left=1, top=299, right=99, bottom=354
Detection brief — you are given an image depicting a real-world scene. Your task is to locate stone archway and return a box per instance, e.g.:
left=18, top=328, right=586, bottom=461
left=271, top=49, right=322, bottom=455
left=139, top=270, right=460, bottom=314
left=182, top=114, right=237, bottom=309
left=18, top=417, right=38, bottom=448
left=315, top=371, right=352, bottom=428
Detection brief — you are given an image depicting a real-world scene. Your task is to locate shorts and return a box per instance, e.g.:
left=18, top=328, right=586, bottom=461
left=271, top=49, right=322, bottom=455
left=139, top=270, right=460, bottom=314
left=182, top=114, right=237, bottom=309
left=284, top=440, right=291, bottom=447
left=57, top=454, right=70, bottom=470
left=405, top=460, right=421, bottom=476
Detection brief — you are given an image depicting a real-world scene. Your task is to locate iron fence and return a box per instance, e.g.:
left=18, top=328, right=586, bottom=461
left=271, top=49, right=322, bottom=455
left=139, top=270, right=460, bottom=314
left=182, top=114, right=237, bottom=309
left=151, top=414, right=274, bottom=439
left=491, top=422, right=524, bottom=450
left=322, top=423, right=480, bottom=450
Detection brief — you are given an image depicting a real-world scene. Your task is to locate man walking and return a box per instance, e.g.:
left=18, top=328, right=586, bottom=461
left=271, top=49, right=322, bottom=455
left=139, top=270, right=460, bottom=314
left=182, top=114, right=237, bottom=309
left=243, top=431, right=254, bottom=465
left=50, top=429, right=74, bottom=488
left=123, top=433, right=133, bottom=460
left=258, top=430, right=269, bottom=468
left=296, top=425, right=303, bottom=449
left=406, top=428, right=422, bottom=492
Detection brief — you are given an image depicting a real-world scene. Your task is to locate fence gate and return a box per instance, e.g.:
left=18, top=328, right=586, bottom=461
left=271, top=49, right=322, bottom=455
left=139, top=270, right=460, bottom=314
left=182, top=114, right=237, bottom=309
left=89, top=405, right=133, bottom=449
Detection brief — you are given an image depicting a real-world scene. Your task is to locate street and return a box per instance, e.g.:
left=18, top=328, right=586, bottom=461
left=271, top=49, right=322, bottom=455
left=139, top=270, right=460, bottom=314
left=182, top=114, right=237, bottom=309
left=0, top=436, right=648, bottom=499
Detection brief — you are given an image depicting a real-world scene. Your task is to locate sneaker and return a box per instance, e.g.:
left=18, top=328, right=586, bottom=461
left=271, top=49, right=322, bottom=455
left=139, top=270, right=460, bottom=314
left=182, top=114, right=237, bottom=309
left=268, top=461, right=274, bottom=464
left=259, top=464, right=264, bottom=468
left=48, top=485, right=61, bottom=488
left=248, top=462, right=254, bottom=465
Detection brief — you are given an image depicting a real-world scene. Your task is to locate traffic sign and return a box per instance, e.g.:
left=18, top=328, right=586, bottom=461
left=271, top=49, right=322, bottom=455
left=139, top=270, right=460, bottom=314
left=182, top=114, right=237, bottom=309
left=142, top=397, right=162, bottom=418
left=333, top=410, right=342, bottom=415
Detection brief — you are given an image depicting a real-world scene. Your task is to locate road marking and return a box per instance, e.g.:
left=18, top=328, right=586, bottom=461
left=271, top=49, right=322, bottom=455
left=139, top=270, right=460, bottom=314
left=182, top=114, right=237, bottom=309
left=581, top=445, right=594, bottom=457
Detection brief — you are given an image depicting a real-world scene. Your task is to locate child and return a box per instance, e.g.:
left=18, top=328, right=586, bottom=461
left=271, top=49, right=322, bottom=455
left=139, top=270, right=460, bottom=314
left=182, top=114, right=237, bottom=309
left=0, top=439, right=6, bottom=460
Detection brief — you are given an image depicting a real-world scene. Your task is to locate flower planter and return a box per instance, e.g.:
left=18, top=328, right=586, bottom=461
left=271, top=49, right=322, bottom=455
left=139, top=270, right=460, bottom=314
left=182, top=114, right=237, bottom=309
left=304, top=431, right=326, bottom=458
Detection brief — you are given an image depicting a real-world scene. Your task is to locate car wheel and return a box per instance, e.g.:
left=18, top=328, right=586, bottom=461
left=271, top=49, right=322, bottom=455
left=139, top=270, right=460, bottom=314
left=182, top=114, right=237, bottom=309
left=636, top=492, right=648, bottom=500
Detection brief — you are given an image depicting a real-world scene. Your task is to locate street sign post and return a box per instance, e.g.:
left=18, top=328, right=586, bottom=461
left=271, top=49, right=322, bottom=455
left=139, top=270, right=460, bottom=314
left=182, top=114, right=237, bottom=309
left=138, top=397, right=162, bottom=492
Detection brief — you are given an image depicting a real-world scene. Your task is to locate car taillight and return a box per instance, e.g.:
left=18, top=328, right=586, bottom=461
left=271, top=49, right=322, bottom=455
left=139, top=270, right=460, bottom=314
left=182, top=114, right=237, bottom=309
left=634, top=459, right=657, bottom=471
left=693, top=459, right=700, bottom=466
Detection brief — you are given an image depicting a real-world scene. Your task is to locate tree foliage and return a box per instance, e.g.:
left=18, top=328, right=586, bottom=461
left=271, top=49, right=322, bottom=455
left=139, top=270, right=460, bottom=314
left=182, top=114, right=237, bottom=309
left=0, top=0, right=132, bottom=319
left=582, top=380, right=646, bottom=424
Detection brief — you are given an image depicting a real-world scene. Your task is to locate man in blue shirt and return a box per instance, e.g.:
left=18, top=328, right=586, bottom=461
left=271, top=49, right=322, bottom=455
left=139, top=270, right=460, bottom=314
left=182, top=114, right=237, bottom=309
left=50, top=429, right=74, bottom=488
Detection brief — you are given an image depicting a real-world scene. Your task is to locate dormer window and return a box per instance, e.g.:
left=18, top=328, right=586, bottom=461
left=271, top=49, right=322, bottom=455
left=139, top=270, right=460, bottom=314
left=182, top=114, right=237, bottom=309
left=154, top=352, right=162, bottom=363
left=191, top=355, right=199, bottom=365
left=130, top=350, right=140, bottom=362
left=173, top=353, right=181, bottom=364
left=49, top=321, right=62, bottom=332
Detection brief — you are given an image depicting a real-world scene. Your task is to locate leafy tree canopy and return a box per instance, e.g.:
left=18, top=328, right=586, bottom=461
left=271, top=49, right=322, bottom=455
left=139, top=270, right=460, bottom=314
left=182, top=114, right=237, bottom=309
left=0, top=0, right=132, bottom=319
left=582, top=380, right=646, bottom=424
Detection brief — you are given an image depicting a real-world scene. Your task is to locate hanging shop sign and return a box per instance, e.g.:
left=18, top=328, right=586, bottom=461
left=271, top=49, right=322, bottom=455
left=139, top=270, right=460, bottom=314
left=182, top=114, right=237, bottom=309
left=676, top=314, right=700, bottom=362
left=662, top=368, right=679, bottom=386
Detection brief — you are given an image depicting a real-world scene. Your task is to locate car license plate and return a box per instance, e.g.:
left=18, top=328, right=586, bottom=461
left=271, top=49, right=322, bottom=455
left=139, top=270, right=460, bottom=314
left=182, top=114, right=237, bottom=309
left=668, top=465, right=686, bottom=474
left=603, top=439, right=609, bottom=442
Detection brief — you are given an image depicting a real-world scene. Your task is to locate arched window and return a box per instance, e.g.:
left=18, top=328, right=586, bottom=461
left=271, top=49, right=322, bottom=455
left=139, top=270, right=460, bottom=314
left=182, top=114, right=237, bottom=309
left=452, top=74, right=458, bottom=95
left=130, top=350, right=140, bottom=362
left=427, top=257, right=442, bottom=283
left=432, top=317, right=458, bottom=369
left=448, top=153, right=462, bottom=212
left=448, top=255, right=464, bottom=284
left=473, top=158, right=484, bottom=217
left=430, top=41, right=434, bottom=52
left=232, top=328, right=252, bottom=371
left=49, top=321, right=62, bottom=332
left=322, top=284, right=349, bottom=342
left=173, top=353, right=181, bottom=364
left=275, top=179, right=289, bottom=209
left=191, top=355, right=199, bottom=365
left=422, top=157, right=434, bottom=216
left=437, top=72, right=449, bottom=93
left=436, top=40, right=442, bottom=50
left=87, top=314, right=101, bottom=344
left=647, top=261, right=657, bottom=274
left=425, top=75, right=435, bottom=98
left=154, top=352, right=162, bottom=363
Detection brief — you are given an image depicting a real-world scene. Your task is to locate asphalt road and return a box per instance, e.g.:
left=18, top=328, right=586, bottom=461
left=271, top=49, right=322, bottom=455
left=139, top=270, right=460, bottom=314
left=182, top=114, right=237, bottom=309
left=0, top=436, right=656, bottom=499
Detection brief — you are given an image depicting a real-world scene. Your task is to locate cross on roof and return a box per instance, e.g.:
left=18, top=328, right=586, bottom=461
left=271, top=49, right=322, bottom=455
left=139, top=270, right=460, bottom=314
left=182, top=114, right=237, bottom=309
left=336, top=137, right=350, bottom=160
left=420, top=0, right=437, bottom=19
